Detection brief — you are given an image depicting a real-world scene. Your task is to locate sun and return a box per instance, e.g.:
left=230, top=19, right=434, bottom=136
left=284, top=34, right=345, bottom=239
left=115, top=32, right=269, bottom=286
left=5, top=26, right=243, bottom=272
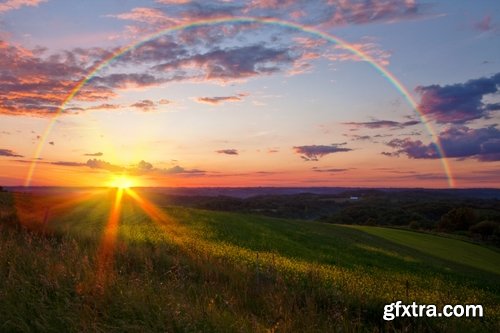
left=108, top=175, right=135, bottom=189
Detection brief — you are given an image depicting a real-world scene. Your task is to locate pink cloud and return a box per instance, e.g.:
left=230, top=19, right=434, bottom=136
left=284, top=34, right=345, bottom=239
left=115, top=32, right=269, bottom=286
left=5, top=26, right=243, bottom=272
left=343, top=119, right=418, bottom=129
left=0, top=148, right=23, bottom=157
left=383, top=125, right=500, bottom=162
left=216, top=149, right=239, bottom=155
left=326, top=38, right=391, bottom=67
left=0, top=41, right=118, bottom=116
left=86, top=103, right=121, bottom=111
left=0, top=0, right=47, bottom=13
left=0, top=38, right=298, bottom=116
left=195, top=93, right=247, bottom=105
left=114, top=0, right=424, bottom=32
left=293, top=144, right=352, bottom=161
left=323, top=0, right=420, bottom=27
left=130, top=99, right=156, bottom=112
left=151, top=44, right=297, bottom=82
left=416, top=73, right=500, bottom=124
left=155, top=0, right=191, bottom=4
left=247, top=0, right=296, bottom=10
left=107, top=7, right=180, bottom=26
left=474, top=15, right=494, bottom=32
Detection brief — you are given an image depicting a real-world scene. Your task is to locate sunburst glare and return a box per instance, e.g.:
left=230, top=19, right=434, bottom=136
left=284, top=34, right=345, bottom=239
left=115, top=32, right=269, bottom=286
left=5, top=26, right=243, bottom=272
left=108, top=175, right=136, bottom=189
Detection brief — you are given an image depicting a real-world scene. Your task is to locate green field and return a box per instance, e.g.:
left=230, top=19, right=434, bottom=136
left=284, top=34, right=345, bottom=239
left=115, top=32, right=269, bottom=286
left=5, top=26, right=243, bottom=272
left=349, top=225, right=500, bottom=275
left=0, top=190, right=499, bottom=332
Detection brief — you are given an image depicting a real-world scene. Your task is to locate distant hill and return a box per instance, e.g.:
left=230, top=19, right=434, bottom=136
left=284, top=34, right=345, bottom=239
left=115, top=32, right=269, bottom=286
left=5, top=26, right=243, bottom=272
left=7, top=186, right=500, bottom=199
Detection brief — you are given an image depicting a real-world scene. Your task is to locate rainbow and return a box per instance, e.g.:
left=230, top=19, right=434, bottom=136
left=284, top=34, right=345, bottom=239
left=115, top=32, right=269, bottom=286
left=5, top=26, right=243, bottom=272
left=25, top=16, right=454, bottom=187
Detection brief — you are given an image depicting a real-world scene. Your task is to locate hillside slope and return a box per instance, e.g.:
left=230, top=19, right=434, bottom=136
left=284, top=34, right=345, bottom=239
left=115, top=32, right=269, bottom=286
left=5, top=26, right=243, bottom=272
left=0, top=190, right=499, bottom=332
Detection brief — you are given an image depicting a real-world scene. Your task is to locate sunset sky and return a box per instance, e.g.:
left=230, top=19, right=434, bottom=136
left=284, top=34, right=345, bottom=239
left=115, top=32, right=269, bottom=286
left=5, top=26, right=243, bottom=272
left=0, top=0, right=499, bottom=188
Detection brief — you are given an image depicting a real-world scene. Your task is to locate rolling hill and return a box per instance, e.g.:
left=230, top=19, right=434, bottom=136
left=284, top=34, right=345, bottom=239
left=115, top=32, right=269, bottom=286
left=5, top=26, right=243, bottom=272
left=0, top=189, right=498, bottom=332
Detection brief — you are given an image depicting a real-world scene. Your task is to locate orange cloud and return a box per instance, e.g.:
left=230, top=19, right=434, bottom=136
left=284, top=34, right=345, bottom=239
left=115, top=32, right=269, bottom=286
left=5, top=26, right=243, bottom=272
left=0, top=41, right=116, bottom=116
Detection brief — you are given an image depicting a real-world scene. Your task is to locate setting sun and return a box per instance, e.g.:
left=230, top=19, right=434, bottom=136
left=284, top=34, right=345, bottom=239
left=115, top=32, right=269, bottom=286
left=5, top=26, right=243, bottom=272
left=108, top=175, right=135, bottom=189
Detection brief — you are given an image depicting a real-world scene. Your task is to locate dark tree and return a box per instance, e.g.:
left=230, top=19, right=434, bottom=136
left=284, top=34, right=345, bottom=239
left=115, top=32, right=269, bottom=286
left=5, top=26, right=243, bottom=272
left=438, top=207, right=477, bottom=232
left=365, top=217, right=377, bottom=226
left=469, top=221, right=500, bottom=241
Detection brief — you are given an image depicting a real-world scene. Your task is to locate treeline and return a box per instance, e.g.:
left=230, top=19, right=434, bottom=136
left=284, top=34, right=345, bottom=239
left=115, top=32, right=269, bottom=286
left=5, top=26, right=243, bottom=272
left=157, top=193, right=340, bottom=220
left=325, top=197, right=500, bottom=243
left=156, top=189, right=500, bottom=246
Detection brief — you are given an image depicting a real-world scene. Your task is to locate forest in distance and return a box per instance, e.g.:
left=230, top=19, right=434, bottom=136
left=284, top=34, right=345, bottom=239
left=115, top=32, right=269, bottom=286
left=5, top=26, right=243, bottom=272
left=4, top=186, right=500, bottom=247
left=133, top=188, right=500, bottom=247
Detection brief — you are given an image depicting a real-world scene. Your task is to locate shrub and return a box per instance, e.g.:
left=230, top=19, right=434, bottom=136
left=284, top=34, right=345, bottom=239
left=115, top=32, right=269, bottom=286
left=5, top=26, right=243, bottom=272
left=408, top=221, right=420, bottom=230
left=364, top=217, right=377, bottom=226
left=469, top=221, right=500, bottom=241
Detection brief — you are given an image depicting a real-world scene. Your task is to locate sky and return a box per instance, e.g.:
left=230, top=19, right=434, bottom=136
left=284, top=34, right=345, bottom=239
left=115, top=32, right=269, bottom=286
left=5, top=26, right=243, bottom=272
left=0, top=0, right=499, bottom=188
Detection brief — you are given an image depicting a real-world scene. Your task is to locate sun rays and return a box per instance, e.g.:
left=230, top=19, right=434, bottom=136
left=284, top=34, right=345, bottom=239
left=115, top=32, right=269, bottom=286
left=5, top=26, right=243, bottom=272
left=108, top=175, right=136, bottom=189
left=13, top=189, right=106, bottom=230
left=95, top=188, right=124, bottom=289
left=14, top=187, right=201, bottom=293
left=91, top=187, right=180, bottom=291
left=13, top=187, right=173, bottom=292
left=125, top=189, right=175, bottom=230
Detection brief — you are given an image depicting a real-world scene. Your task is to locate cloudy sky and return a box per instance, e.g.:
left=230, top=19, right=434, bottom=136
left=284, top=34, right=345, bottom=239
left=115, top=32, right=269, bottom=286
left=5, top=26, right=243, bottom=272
left=0, top=0, right=499, bottom=188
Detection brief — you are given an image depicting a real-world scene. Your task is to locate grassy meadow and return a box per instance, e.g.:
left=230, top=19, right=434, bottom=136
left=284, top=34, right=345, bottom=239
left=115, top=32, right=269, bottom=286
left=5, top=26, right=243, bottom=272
left=0, top=189, right=499, bottom=332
